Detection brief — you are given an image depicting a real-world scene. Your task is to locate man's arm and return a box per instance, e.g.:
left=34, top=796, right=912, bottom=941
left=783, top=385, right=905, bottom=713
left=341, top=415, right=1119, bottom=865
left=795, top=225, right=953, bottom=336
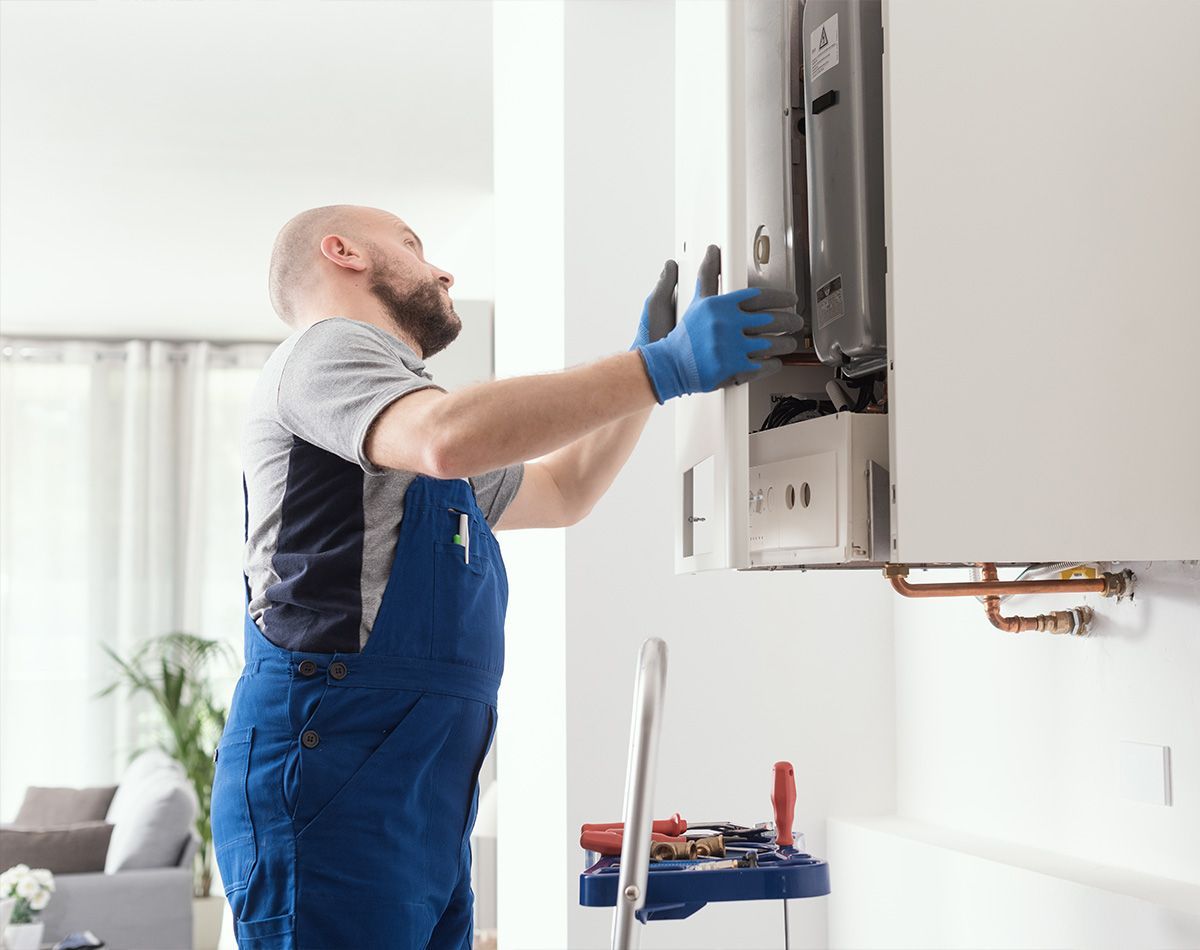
left=494, top=407, right=653, bottom=529
left=364, top=351, right=657, bottom=479
left=366, top=247, right=800, bottom=530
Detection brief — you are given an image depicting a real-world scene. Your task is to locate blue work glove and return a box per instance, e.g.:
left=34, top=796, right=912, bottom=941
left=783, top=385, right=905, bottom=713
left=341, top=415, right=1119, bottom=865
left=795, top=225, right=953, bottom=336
left=636, top=245, right=801, bottom=403
left=631, top=260, right=679, bottom=350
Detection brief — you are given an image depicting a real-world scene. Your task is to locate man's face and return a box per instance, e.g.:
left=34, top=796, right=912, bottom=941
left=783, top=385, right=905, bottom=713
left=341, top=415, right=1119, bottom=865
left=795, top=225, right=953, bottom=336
left=362, top=214, right=460, bottom=358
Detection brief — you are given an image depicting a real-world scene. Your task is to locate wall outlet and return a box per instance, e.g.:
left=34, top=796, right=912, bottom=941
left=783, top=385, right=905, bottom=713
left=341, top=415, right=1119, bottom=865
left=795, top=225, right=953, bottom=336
left=1118, top=741, right=1172, bottom=806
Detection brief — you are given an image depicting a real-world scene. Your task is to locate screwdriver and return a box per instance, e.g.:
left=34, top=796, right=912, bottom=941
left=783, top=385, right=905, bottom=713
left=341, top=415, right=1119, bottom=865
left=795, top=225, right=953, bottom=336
left=772, top=761, right=796, bottom=848
left=772, top=761, right=797, bottom=950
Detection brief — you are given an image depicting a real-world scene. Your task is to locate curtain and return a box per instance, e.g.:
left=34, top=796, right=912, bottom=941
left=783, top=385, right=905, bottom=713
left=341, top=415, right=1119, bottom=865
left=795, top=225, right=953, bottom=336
left=0, top=338, right=273, bottom=819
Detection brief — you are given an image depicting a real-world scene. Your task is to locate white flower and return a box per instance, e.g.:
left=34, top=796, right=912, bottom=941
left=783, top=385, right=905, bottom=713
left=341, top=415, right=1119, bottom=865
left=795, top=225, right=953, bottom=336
left=0, top=863, right=30, bottom=894
left=32, top=868, right=54, bottom=890
left=15, top=875, right=38, bottom=899
left=29, top=889, right=50, bottom=911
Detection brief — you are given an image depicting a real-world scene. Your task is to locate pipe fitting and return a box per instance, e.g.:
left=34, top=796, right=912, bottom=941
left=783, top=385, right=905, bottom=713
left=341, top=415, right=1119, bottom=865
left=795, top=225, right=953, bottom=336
left=983, top=604, right=1093, bottom=636
left=1101, top=569, right=1136, bottom=600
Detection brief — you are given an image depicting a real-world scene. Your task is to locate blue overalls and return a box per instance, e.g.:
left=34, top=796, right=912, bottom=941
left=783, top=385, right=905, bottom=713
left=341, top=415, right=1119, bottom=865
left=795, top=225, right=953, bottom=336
left=211, top=476, right=507, bottom=949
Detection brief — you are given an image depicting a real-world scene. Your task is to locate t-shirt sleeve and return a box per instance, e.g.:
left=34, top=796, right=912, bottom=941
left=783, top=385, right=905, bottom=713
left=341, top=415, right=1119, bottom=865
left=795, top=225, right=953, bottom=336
left=471, top=463, right=525, bottom=527
left=276, top=319, right=442, bottom=474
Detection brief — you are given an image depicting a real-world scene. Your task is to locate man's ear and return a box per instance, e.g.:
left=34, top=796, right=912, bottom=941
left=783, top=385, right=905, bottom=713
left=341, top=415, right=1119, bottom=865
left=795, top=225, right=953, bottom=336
left=319, top=233, right=368, bottom=272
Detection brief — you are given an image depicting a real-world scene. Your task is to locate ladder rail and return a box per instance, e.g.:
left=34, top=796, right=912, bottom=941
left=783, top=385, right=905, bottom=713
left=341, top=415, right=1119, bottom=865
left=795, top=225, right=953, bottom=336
left=612, top=637, right=669, bottom=950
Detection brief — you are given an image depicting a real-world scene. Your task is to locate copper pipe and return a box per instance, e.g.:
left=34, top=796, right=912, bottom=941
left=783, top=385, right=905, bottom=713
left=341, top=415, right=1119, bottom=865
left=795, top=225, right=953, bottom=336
left=884, top=563, right=1124, bottom=598
left=978, top=563, right=1093, bottom=635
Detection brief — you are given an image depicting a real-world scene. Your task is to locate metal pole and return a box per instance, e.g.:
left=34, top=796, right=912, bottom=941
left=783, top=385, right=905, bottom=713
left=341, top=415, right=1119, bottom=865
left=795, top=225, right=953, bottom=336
left=612, top=638, right=669, bottom=950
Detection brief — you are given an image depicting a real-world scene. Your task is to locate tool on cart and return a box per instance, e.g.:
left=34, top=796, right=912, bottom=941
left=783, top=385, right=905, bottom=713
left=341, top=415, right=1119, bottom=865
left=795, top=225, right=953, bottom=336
left=580, top=819, right=772, bottom=858
left=581, top=829, right=687, bottom=857
left=687, top=854, right=758, bottom=871
left=584, top=638, right=829, bottom=950
left=772, top=762, right=797, bottom=848
left=582, top=814, right=688, bottom=836
left=771, top=760, right=798, bottom=947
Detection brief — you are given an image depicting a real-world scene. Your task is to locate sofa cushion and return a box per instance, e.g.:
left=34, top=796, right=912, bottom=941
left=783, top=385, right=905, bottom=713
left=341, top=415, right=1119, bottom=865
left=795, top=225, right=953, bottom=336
left=105, top=749, right=187, bottom=832
left=0, top=822, right=115, bottom=874
left=14, top=786, right=118, bottom=827
left=105, top=754, right=197, bottom=873
left=111, top=749, right=186, bottom=797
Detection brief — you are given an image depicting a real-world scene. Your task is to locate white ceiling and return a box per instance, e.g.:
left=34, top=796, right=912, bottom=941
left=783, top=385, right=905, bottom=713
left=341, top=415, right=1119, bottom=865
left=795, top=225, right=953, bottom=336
left=0, top=0, right=494, bottom=341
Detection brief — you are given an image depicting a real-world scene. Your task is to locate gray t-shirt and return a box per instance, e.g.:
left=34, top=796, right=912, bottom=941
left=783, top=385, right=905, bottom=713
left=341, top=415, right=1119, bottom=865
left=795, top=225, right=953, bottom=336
left=242, top=317, right=524, bottom=653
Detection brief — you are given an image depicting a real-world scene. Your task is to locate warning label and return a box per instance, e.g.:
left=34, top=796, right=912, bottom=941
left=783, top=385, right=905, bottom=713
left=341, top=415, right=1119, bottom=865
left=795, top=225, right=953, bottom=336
left=810, top=13, right=840, bottom=82
left=815, top=274, right=845, bottom=329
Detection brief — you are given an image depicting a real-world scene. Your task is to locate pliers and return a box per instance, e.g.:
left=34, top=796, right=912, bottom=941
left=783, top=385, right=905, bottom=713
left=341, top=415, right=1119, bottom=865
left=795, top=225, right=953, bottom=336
left=579, top=815, right=774, bottom=856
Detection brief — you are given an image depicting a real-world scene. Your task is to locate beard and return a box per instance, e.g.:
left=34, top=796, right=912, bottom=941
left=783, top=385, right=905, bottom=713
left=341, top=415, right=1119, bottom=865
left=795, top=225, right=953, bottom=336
left=368, top=266, right=462, bottom=359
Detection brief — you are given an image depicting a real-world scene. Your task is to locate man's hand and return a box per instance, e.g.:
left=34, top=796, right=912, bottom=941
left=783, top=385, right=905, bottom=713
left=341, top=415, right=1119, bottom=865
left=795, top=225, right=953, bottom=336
left=631, top=260, right=678, bottom=349
left=635, top=245, right=800, bottom=403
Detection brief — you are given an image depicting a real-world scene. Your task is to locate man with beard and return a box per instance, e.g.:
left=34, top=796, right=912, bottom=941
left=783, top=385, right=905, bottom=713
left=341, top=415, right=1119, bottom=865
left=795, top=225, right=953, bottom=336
left=214, top=205, right=798, bottom=949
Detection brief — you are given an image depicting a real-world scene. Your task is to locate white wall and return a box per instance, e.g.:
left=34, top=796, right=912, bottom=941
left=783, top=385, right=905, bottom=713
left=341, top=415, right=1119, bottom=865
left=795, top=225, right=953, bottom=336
left=557, top=4, right=896, bottom=948
left=828, top=562, right=1200, bottom=947
left=492, top=3, right=568, bottom=948
left=895, top=562, right=1200, bottom=885
left=829, top=816, right=1200, bottom=949
left=0, top=0, right=495, bottom=341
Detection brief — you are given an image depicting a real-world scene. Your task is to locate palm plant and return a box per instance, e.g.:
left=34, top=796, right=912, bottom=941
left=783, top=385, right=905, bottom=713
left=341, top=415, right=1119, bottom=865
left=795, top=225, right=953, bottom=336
left=99, top=632, right=234, bottom=898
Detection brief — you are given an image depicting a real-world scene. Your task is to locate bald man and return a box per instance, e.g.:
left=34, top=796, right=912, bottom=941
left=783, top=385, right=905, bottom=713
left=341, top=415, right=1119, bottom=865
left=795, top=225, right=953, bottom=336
left=210, top=205, right=799, bottom=949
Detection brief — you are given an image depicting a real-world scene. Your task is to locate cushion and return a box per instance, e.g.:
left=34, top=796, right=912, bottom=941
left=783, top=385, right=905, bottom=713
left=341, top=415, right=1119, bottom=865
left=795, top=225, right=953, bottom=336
left=105, top=758, right=197, bottom=873
left=14, top=786, right=118, bottom=827
left=105, top=748, right=187, bottom=831
left=111, top=749, right=186, bottom=799
left=0, top=822, right=114, bottom=874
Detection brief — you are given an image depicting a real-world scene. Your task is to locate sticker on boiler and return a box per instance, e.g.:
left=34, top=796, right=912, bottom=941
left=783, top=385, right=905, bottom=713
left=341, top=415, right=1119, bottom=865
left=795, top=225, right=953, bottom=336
left=815, top=274, right=845, bottom=329
left=810, top=13, right=839, bottom=82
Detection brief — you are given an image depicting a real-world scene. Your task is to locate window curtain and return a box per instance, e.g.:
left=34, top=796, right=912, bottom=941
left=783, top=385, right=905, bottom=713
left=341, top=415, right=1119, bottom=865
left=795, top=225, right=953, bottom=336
left=0, top=338, right=273, bottom=819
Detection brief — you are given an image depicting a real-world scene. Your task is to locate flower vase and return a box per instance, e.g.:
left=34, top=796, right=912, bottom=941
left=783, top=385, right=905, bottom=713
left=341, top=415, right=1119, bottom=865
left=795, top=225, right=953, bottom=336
left=4, top=920, right=45, bottom=950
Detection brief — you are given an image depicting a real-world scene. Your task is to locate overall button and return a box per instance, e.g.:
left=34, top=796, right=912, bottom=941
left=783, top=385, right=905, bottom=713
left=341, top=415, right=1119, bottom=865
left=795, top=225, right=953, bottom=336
left=297, top=660, right=317, bottom=677
left=329, top=661, right=348, bottom=681
left=301, top=730, right=320, bottom=749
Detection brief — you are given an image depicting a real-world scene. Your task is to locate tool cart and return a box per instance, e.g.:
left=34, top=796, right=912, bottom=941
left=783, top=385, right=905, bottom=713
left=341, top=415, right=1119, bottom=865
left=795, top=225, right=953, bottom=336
left=579, top=639, right=830, bottom=949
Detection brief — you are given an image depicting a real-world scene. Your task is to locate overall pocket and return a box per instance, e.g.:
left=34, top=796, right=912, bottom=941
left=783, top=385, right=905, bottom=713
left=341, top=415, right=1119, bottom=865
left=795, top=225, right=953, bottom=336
left=432, top=539, right=505, bottom=673
left=211, top=726, right=257, bottom=896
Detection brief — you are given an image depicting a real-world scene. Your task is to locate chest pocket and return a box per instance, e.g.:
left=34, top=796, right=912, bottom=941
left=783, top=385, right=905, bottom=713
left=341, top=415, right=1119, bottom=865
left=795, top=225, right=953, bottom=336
left=430, top=512, right=507, bottom=675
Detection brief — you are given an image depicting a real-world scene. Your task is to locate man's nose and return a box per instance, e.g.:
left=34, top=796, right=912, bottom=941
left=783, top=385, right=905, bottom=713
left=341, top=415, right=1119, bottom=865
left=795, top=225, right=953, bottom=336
left=432, top=265, right=454, bottom=290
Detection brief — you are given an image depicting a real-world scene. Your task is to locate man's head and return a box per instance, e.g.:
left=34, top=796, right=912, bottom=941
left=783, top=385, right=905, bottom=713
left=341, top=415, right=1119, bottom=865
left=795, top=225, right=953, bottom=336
left=267, top=205, right=460, bottom=358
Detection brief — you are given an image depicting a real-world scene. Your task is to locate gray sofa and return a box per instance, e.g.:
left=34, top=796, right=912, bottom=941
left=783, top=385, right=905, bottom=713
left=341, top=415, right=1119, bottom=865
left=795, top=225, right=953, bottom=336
left=40, top=844, right=197, bottom=949
left=3, top=750, right=199, bottom=950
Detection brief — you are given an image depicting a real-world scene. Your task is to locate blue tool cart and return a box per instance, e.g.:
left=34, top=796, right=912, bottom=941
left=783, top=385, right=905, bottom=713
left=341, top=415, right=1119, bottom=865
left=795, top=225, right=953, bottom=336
left=582, top=639, right=830, bottom=949
left=580, top=848, right=830, bottom=922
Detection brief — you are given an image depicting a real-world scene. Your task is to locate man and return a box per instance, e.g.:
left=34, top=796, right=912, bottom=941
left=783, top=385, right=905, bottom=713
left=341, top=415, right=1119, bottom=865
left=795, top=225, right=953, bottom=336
left=211, top=205, right=798, bottom=949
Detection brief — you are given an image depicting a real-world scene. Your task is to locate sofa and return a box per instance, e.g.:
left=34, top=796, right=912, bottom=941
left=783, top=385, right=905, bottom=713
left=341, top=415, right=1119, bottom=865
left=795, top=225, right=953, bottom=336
left=1, top=750, right=199, bottom=950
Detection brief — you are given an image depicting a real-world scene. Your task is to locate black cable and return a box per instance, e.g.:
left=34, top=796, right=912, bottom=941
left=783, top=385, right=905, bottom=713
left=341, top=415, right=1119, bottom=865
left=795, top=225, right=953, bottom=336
left=759, top=397, right=836, bottom=431
left=836, top=369, right=886, bottom=413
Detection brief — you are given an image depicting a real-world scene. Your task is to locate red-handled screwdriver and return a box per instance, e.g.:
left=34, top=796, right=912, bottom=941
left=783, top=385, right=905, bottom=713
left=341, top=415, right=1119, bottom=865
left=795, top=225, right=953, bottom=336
left=772, top=761, right=798, bottom=950
left=772, top=761, right=796, bottom=849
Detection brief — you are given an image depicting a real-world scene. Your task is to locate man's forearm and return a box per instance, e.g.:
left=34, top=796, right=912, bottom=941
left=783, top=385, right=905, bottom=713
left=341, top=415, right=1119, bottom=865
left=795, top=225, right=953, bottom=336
left=367, top=351, right=657, bottom=477
left=538, top=406, right=653, bottom=522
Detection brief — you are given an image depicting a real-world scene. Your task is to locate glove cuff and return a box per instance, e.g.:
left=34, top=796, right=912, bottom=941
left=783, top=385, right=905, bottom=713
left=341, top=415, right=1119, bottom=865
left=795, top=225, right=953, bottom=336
left=637, top=337, right=696, bottom=404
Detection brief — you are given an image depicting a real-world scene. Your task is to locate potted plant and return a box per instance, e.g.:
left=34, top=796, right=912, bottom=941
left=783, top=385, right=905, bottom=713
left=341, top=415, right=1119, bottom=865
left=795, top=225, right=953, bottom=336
left=0, top=865, right=55, bottom=950
left=100, top=633, right=233, bottom=950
